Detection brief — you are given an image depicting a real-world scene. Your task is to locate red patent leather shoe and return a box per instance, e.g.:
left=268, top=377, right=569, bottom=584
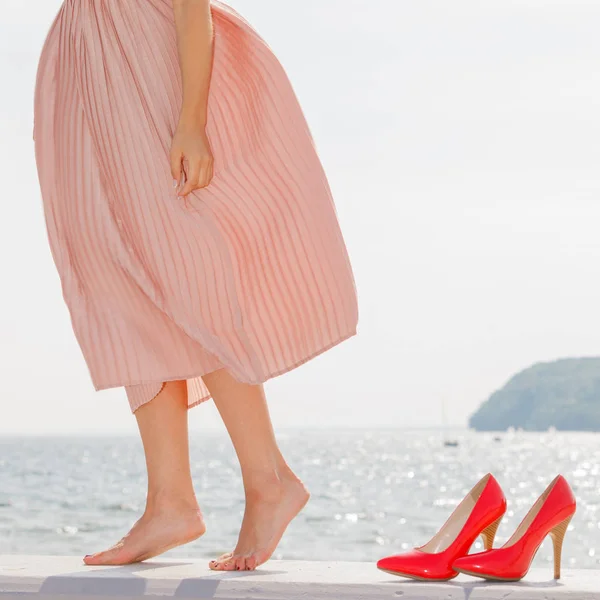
left=453, top=475, right=576, bottom=581
left=377, top=473, right=506, bottom=581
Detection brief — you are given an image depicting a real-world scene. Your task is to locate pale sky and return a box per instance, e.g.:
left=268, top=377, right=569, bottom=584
left=1, top=0, right=600, bottom=435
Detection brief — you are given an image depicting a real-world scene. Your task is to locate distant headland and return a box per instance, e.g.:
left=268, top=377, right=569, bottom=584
left=469, top=357, right=600, bottom=432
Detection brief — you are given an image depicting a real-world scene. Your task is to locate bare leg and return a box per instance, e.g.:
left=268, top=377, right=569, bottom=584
left=202, top=368, right=310, bottom=571
left=83, top=381, right=206, bottom=565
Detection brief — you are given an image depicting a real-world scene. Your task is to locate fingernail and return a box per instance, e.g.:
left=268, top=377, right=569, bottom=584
left=173, top=180, right=178, bottom=188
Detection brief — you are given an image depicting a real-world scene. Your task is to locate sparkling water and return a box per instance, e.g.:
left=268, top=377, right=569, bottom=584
left=0, top=430, right=598, bottom=569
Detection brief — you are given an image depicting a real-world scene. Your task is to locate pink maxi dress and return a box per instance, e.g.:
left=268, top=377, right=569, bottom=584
left=34, top=0, right=359, bottom=413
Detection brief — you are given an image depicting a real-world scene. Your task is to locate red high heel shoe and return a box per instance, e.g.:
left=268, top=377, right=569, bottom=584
left=377, top=473, right=506, bottom=581
left=453, top=475, right=576, bottom=581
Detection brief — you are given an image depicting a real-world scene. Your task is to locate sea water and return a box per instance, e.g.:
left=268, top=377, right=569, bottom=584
left=0, top=430, right=598, bottom=569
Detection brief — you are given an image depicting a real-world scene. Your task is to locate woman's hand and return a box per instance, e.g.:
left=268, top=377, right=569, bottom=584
left=170, top=122, right=214, bottom=197
left=171, top=0, right=213, bottom=197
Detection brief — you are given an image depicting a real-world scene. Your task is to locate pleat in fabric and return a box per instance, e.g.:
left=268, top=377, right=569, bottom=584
left=33, top=0, right=359, bottom=412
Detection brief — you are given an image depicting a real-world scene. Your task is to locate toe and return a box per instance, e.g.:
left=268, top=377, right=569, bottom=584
left=83, top=551, right=110, bottom=566
left=245, top=555, right=258, bottom=571
left=209, top=552, right=233, bottom=571
left=91, top=539, right=134, bottom=566
left=212, top=557, right=235, bottom=571
left=211, top=559, right=227, bottom=571
left=83, top=549, right=119, bottom=566
left=223, top=558, right=237, bottom=571
left=235, top=556, right=247, bottom=571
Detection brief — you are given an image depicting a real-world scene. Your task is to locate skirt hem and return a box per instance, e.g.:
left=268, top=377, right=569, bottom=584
left=95, top=328, right=358, bottom=411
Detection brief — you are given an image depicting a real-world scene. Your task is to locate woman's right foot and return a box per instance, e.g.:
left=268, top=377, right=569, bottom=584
left=209, top=467, right=310, bottom=571
left=83, top=501, right=206, bottom=565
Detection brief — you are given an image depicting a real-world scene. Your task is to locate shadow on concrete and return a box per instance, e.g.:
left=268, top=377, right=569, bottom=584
left=37, top=561, right=288, bottom=598
left=38, top=562, right=191, bottom=597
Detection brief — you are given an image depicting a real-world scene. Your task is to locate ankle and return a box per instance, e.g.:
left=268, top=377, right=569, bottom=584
left=145, top=488, right=200, bottom=515
left=242, top=465, right=301, bottom=503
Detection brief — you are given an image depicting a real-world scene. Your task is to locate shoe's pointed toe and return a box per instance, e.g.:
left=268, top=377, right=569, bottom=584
left=377, top=550, right=458, bottom=580
left=377, top=551, right=419, bottom=577
left=376, top=555, right=397, bottom=572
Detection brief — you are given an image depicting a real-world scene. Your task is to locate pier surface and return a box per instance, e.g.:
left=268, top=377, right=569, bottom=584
left=0, top=555, right=597, bottom=599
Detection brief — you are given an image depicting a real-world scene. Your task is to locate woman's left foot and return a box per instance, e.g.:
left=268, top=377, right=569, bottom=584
left=209, top=468, right=310, bottom=571
left=83, top=501, right=206, bottom=565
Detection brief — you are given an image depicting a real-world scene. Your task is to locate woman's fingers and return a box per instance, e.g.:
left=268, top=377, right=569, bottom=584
left=177, top=157, right=200, bottom=197
left=177, top=155, right=214, bottom=197
left=170, top=147, right=182, bottom=187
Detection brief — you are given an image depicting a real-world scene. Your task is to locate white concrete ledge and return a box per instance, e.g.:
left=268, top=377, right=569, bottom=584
left=0, top=556, right=597, bottom=600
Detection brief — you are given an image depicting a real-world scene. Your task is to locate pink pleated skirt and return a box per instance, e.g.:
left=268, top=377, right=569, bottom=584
left=33, top=0, right=358, bottom=412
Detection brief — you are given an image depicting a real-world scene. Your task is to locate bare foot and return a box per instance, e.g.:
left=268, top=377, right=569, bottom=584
left=83, top=503, right=206, bottom=565
left=209, top=469, right=310, bottom=571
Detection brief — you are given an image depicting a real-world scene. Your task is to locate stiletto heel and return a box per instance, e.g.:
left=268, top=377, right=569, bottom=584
left=481, top=516, right=502, bottom=550
left=550, top=515, right=572, bottom=579
left=377, top=474, right=506, bottom=581
left=453, top=475, right=576, bottom=582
